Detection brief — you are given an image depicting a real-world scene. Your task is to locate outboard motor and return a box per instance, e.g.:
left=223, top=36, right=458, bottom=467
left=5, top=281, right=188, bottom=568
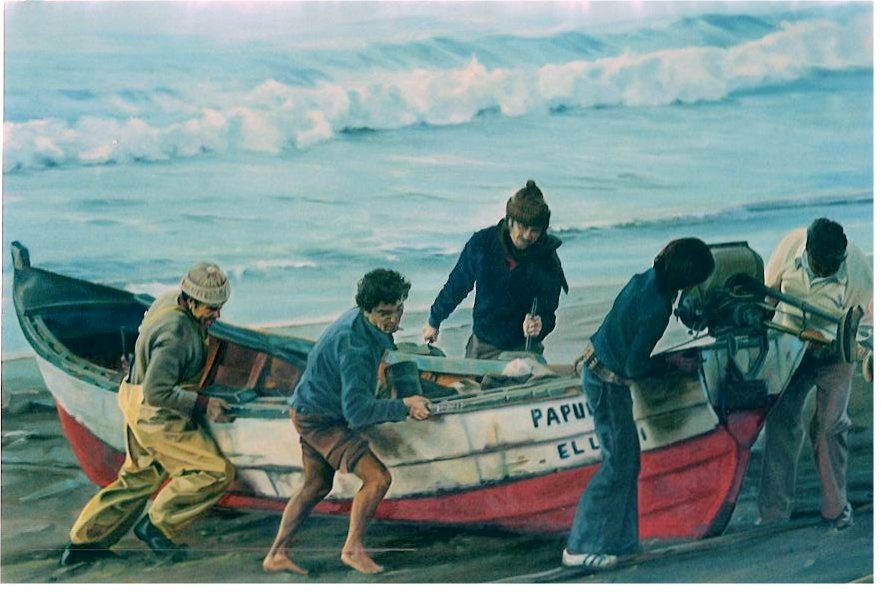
left=676, top=241, right=863, bottom=363
left=675, top=242, right=765, bottom=336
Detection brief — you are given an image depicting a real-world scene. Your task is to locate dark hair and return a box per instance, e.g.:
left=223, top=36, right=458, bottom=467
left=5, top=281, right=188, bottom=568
left=356, top=269, right=411, bottom=312
left=653, top=237, right=715, bottom=291
left=806, top=217, right=847, bottom=264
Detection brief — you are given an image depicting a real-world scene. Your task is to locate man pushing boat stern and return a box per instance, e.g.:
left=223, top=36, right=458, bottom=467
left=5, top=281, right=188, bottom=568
left=61, top=262, right=236, bottom=565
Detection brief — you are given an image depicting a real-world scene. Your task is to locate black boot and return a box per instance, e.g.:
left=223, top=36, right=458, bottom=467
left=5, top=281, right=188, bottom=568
left=60, top=542, right=116, bottom=566
left=133, top=515, right=186, bottom=558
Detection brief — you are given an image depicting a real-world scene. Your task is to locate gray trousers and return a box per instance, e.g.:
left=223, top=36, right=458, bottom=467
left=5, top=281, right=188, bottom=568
left=464, top=333, right=543, bottom=360
left=758, top=356, right=854, bottom=521
left=566, top=368, right=640, bottom=556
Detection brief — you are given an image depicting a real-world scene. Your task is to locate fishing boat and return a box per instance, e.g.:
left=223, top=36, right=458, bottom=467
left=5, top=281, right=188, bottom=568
left=12, top=240, right=856, bottom=539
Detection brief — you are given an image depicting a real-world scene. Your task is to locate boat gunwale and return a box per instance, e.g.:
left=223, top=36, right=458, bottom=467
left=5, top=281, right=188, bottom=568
left=14, top=263, right=604, bottom=418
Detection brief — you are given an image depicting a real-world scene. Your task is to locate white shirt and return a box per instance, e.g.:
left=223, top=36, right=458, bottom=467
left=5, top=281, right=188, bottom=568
left=764, top=228, right=873, bottom=340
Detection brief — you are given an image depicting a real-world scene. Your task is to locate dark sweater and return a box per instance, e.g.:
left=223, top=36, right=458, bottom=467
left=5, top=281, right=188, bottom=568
left=428, top=221, right=568, bottom=351
left=591, top=268, right=674, bottom=380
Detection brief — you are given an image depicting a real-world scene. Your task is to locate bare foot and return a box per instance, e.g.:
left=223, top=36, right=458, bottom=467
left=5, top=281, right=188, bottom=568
left=263, top=552, right=309, bottom=575
left=341, top=549, right=384, bottom=574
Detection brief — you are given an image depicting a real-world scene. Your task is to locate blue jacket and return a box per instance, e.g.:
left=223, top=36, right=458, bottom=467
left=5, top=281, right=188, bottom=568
left=290, top=308, right=408, bottom=429
left=429, top=222, right=568, bottom=350
left=592, top=268, right=674, bottom=380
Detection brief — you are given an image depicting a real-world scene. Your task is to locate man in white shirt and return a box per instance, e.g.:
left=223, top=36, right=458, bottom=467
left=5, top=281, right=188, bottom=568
left=758, top=218, right=872, bottom=530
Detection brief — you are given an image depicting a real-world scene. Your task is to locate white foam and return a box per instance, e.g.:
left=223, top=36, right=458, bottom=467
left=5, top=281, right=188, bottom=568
left=123, top=282, right=175, bottom=297
left=225, top=259, right=319, bottom=281
left=3, top=13, right=871, bottom=173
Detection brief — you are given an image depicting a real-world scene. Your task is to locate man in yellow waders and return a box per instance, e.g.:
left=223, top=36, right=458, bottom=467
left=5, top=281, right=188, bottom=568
left=61, top=262, right=236, bottom=565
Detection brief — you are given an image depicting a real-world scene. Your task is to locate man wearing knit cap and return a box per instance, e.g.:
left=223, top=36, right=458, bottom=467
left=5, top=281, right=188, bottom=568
left=424, top=180, right=568, bottom=358
left=61, top=262, right=236, bottom=565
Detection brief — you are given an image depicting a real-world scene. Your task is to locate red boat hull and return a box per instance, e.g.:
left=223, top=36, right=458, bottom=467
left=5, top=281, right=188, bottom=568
left=56, top=401, right=764, bottom=538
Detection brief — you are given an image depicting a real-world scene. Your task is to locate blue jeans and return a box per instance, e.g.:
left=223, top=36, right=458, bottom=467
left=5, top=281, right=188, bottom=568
left=566, top=368, right=640, bottom=555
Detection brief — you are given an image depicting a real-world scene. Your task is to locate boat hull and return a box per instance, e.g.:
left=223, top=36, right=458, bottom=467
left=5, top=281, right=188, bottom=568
left=50, top=365, right=761, bottom=537
left=14, top=242, right=803, bottom=539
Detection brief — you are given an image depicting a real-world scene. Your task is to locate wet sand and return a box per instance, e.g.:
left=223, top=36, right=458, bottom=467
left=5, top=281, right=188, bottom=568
left=0, top=301, right=874, bottom=583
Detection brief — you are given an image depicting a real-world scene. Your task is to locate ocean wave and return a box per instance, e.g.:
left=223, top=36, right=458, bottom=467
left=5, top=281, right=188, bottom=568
left=120, top=258, right=320, bottom=293
left=3, top=11, right=871, bottom=173
left=124, top=281, right=178, bottom=297
left=74, top=197, right=149, bottom=210
left=226, top=258, right=319, bottom=280
left=553, top=190, right=873, bottom=237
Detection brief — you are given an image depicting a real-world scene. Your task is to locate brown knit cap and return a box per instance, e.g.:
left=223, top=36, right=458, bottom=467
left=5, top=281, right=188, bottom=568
left=506, top=180, right=550, bottom=229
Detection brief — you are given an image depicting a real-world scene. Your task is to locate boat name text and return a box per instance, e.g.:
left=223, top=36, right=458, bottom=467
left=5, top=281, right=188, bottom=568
left=530, top=402, right=587, bottom=428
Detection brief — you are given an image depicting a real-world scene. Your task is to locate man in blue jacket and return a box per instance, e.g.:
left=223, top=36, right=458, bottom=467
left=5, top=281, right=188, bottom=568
left=423, top=180, right=568, bottom=358
left=263, top=269, right=431, bottom=576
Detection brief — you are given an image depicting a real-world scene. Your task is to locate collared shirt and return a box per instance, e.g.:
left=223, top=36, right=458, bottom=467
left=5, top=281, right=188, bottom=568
left=765, top=227, right=873, bottom=340
left=590, top=268, right=674, bottom=380
left=290, top=307, right=408, bottom=429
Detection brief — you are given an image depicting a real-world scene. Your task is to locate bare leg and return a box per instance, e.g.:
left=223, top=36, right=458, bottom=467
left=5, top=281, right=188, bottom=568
left=341, top=452, right=392, bottom=574
left=263, top=450, right=334, bottom=575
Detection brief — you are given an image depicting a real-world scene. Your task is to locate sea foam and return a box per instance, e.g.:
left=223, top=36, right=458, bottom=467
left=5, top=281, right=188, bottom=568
left=3, top=12, right=870, bottom=173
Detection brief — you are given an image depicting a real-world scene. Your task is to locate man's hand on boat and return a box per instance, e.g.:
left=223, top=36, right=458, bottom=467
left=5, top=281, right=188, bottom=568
left=403, top=395, right=431, bottom=420
left=423, top=323, right=440, bottom=344
left=205, top=397, right=235, bottom=423
left=572, top=351, right=588, bottom=376
left=522, top=314, right=542, bottom=338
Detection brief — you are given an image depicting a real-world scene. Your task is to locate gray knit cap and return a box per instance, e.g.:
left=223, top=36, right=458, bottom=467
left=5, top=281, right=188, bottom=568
left=180, top=262, right=230, bottom=306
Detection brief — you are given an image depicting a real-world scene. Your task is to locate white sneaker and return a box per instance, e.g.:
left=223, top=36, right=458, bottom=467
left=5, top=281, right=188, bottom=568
left=561, top=549, right=618, bottom=570
left=831, top=502, right=854, bottom=531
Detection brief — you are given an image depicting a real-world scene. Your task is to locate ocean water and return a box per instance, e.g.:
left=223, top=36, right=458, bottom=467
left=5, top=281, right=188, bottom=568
left=2, top=2, right=873, bottom=358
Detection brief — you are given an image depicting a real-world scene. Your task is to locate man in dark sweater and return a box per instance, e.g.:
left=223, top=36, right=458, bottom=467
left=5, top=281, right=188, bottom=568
left=263, top=269, right=430, bottom=576
left=423, top=180, right=568, bottom=358
left=564, top=238, right=714, bottom=571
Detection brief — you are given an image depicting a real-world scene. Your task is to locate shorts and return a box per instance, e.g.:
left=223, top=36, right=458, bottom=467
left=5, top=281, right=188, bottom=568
left=291, top=409, right=371, bottom=474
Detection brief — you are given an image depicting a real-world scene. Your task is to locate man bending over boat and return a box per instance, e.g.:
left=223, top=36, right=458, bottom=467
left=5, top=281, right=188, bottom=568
left=263, top=269, right=431, bottom=575
left=61, top=263, right=236, bottom=565
left=423, top=179, right=568, bottom=358
left=564, top=238, right=714, bottom=571
left=757, top=218, right=873, bottom=530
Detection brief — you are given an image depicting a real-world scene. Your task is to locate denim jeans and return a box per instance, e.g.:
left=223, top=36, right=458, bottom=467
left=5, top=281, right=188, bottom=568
left=566, top=368, right=641, bottom=555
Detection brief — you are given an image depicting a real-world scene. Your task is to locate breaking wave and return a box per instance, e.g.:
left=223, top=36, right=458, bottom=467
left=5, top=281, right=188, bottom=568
left=225, top=258, right=319, bottom=281
left=4, top=10, right=871, bottom=173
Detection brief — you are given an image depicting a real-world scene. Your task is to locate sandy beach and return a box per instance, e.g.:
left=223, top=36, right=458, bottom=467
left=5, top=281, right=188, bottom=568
left=0, top=298, right=873, bottom=583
